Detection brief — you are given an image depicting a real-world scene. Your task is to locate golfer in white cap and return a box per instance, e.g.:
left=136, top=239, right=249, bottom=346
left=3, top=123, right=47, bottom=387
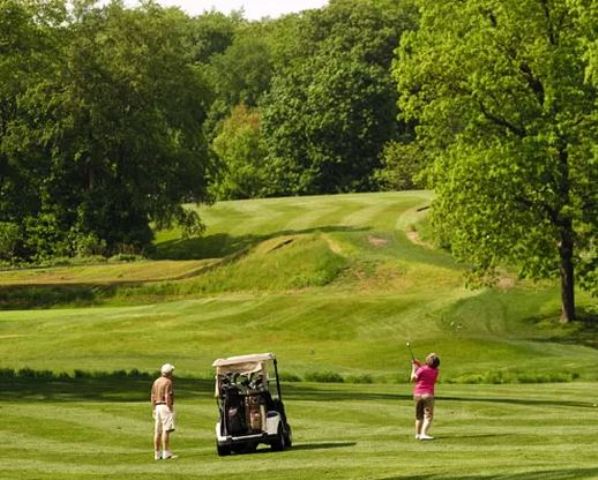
left=151, top=363, right=176, bottom=460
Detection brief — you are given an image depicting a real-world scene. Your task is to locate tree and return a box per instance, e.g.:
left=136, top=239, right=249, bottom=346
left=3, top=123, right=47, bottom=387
left=0, top=0, right=67, bottom=259
left=374, top=139, right=425, bottom=191
left=184, top=9, right=243, bottom=64
left=396, top=0, right=597, bottom=322
left=260, top=0, right=417, bottom=195
left=212, top=104, right=269, bottom=199
left=2, top=0, right=214, bottom=259
left=262, top=54, right=398, bottom=194
left=208, top=25, right=274, bottom=108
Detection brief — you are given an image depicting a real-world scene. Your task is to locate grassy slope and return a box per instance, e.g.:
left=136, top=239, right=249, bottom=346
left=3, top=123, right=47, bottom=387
left=0, top=191, right=595, bottom=381
left=0, top=260, right=215, bottom=285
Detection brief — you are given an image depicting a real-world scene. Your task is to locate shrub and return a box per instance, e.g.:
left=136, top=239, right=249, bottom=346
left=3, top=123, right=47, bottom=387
left=346, top=374, right=374, bottom=384
left=0, top=222, right=22, bottom=262
left=279, top=372, right=302, bottom=382
left=304, top=371, right=344, bottom=383
left=0, top=368, right=16, bottom=379
left=74, top=369, right=89, bottom=379
left=109, top=253, right=144, bottom=263
left=17, top=367, right=37, bottom=379
left=446, top=370, right=578, bottom=384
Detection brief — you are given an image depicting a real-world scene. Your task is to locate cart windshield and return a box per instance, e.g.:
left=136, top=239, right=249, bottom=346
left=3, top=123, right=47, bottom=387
left=212, top=353, right=276, bottom=397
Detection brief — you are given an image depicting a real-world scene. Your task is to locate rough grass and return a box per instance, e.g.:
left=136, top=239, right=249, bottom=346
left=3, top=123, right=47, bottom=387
left=0, top=260, right=215, bottom=285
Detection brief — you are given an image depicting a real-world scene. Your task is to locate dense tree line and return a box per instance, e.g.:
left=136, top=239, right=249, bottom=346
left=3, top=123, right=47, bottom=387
left=1, top=0, right=212, bottom=261
left=204, top=0, right=419, bottom=197
left=0, top=0, right=595, bottom=320
left=0, top=0, right=418, bottom=262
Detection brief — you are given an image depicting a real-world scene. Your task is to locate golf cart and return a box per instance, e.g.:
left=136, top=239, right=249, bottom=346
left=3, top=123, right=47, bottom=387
left=213, top=352, right=292, bottom=456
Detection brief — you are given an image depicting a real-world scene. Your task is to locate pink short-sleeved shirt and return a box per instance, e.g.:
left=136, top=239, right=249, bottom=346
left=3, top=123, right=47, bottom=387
left=413, top=365, right=439, bottom=396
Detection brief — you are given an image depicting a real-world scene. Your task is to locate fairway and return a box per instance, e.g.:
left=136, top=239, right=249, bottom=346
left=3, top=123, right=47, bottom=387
left=2, top=381, right=598, bottom=480
left=4, top=0, right=597, bottom=477
left=2, top=191, right=597, bottom=479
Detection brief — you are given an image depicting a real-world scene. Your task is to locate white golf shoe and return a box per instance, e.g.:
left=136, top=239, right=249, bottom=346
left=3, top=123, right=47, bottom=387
left=419, top=434, right=434, bottom=440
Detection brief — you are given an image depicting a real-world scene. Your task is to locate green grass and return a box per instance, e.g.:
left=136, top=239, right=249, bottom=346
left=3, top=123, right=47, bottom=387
left=0, top=192, right=596, bottom=381
left=2, top=380, right=598, bottom=480
left=1, top=191, right=597, bottom=478
left=0, top=260, right=214, bottom=285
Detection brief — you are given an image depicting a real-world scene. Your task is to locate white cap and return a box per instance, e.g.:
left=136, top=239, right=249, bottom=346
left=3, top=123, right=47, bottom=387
left=160, top=363, right=175, bottom=375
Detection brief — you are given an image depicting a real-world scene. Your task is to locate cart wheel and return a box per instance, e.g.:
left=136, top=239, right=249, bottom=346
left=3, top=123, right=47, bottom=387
left=217, top=443, right=231, bottom=456
left=284, top=424, right=293, bottom=448
left=271, top=423, right=286, bottom=451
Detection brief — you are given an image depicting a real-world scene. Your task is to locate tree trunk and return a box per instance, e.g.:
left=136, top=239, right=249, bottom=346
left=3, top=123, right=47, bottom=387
left=559, top=224, right=575, bottom=323
left=556, top=145, right=575, bottom=324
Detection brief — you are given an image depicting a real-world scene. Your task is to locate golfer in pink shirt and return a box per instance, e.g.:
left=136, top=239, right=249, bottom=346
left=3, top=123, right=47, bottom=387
left=410, top=353, right=440, bottom=440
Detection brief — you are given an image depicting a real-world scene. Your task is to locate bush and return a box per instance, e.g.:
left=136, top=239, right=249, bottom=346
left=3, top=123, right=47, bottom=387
left=346, top=374, right=374, bottom=384
left=279, top=372, right=302, bottom=382
left=304, top=371, right=345, bottom=383
left=374, top=140, right=426, bottom=191
left=73, top=232, right=107, bottom=257
left=17, top=367, right=37, bottom=379
left=446, top=370, right=578, bottom=384
left=0, top=368, right=16, bottom=379
left=108, top=253, right=144, bottom=263
left=0, top=222, right=22, bottom=262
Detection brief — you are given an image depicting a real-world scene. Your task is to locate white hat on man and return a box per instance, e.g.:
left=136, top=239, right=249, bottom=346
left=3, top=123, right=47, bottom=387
left=161, top=363, right=175, bottom=375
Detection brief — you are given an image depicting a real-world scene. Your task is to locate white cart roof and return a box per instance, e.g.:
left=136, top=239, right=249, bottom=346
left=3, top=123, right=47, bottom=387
left=212, top=353, right=276, bottom=367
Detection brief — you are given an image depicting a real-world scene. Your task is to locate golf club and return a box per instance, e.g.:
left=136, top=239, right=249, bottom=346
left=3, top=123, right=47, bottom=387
left=406, top=342, right=415, bottom=362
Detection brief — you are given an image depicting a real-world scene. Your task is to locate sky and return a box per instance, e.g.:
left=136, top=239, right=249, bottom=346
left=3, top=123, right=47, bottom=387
left=122, top=0, right=330, bottom=20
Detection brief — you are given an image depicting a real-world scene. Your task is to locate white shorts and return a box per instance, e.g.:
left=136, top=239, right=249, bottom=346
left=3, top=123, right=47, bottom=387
left=154, top=405, right=175, bottom=434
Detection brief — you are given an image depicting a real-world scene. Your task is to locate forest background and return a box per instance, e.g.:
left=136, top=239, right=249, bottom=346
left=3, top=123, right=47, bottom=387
left=0, top=0, right=596, bottom=321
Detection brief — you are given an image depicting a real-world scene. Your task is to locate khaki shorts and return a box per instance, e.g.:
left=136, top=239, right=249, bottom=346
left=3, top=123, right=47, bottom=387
left=414, top=395, right=434, bottom=421
left=154, top=404, right=175, bottom=434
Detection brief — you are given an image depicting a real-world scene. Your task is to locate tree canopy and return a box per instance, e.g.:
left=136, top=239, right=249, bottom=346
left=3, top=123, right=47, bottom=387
left=396, top=0, right=597, bottom=321
left=0, top=0, right=213, bottom=260
left=258, top=0, right=417, bottom=195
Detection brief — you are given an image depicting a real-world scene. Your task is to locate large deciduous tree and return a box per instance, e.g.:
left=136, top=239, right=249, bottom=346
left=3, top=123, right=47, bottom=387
left=260, top=0, right=417, bottom=195
left=262, top=55, right=397, bottom=194
left=211, top=104, right=269, bottom=199
left=2, top=1, right=213, bottom=259
left=397, top=0, right=597, bottom=322
left=0, top=0, right=67, bottom=260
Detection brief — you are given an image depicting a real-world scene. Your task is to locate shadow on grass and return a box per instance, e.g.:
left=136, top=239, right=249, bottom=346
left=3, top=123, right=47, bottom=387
left=0, top=283, right=125, bottom=310
left=444, top=433, right=515, bottom=439
left=0, top=225, right=366, bottom=310
left=153, top=225, right=367, bottom=260
left=2, top=373, right=596, bottom=410
left=283, top=384, right=597, bottom=409
left=241, top=442, right=357, bottom=456
left=290, top=442, right=356, bottom=451
left=0, top=374, right=214, bottom=402
left=524, top=307, right=598, bottom=350
left=378, top=467, right=598, bottom=480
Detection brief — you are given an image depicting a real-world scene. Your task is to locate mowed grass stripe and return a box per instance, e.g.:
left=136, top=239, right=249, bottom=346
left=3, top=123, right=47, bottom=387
left=1, top=290, right=597, bottom=380
left=2, top=384, right=597, bottom=479
left=182, top=192, right=431, bottom=240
